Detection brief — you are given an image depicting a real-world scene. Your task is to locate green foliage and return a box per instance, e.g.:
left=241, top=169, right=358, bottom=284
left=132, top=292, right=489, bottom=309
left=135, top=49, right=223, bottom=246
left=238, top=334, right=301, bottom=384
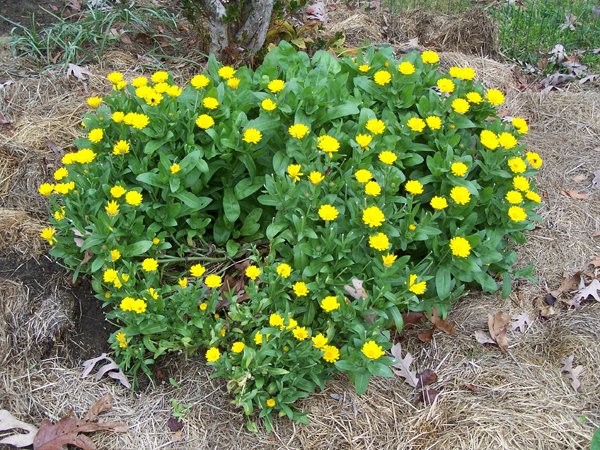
left=592, top=427, right=600, bottom=450
left=40, top=42, right=542, bottom=427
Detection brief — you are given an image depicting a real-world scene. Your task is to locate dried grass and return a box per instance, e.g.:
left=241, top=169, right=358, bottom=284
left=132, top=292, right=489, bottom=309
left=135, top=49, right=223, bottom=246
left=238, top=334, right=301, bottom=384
left=0, top=209, right=46, bottom=255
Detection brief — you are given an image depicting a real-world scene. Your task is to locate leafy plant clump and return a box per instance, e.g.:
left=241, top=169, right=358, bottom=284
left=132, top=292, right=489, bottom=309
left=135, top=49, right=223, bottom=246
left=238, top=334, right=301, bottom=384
left=39, top=42, right=542, bottom=429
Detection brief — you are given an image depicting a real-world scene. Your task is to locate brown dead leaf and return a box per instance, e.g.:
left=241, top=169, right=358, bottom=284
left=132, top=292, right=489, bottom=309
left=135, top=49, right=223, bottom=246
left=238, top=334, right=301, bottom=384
left=550, top=272, right=581, bottom=298
left=417, top=328, right=434, bottom=343
left=402, top=312, right=424, bottom=329
left=0, top=112, right=10, bottom=124
left=593, top=230, right=600, bottom=238
left=572, top=174, right=587, bottom=182
left=81, top=354, right=131, bottom=389
left=430, top=308, right=457, bottom=335
left=416, top=369, right=438, bottom=388
left=488, top=311, right=511, bottom=352
left=589, top=256, right=600, bottom=268
left=306, top=2, right=328, bottom=22
left=561, top=355, right=584, bottom=392
left=569, top=278, right=600, bottom=309
left=166, top=417, right=183, bottom=432
left=510, top=313, right=533, bottom=332
left=67, top=64, right=92, bottom=82
left=420, top=388, right=439, bottom=405
left=390, top=344, right=418, bottom=387
left=559, top=13, right=577, bottom=31
left=343, top=278, right=367, bottom=300
left=474, top=330, right=496, bottom=345
left=84, top=394, right=112, bottom=422
left=562, top=190, right=590, bottom=200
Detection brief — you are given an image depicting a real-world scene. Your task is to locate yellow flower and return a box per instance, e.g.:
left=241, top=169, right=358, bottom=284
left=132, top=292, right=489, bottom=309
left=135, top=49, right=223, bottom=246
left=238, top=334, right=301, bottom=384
left=466, top=92, right=483, bottom=104
left=355, top=133, right=372, bottom=148
left=196, top=114, right=215, bottom=129
left=308, top=171, right=324, bottom=184
left=321, top=296, right=340, bottom=312
left=405, top=180, right=424, bottom=195
left=191, top=74, right=210, bottom=89
left=408, top=274, right=427, bottom=295
left=485, top=89, right=504, bottom=106
left=407, top=117, right=426, bottom=132
left=526, top=152, right=543, bottom=169
left=322, top=345, right=340, bottom=363
left=39, top=183, right=55, bottom=196
left=525, top=191, right=541, bottom=203
left=40, top=227, right=57, bottom=245
left=170, top=163, right=180, bottom=174
left=112, top=140, right=130, bottom=155
left=144, top=91, right=163, bottom=106
left=202, top=97, right=219, bottom=109
left=105, top=200, right=119, bottom=216
left=317, top=135, right=340, bottom=158
left=110, top=185, right=126, bottom=198
left=287, top=164, right=303, bottom=182
left=451, top=98, right=470, bottom=114
left=361, top=340, right=384, bottom=359
left=505, top=191, right=523, bottom=204
left=480, top=130, right=499, bottom=150
left=147, top=288, right=159, bottom=300
left=365, top=181, right=381, bottom=196
left=451, top=162, right=468, bottom=177
left=369, top=232, right=389, bottom=251
left=318, top=204, right=339, bottom=221
left=151, top=71, right=169, bottom=83
left=382, top=253, right=397, bottom=267
left=268, top=79, right=285, bottom=93
left=131, top=76, right=148, bottom=87
left=450, top=186, right=471, bottom=205
left=74, top=148, right=97, bottom=164
left=437, top=78, right=455, bottom=93
left=142, top=258, right=158, bottom=272
left=106, top=72, right=123, bottom=84
left=87, top=97, right=102, bottom=108
left=508, top=157, right=527, bottom=174
left=254, top=333, right=263, bottom=345
left=135, top=86, right=152, bottom=99
left=508, top=206, right=527, bottom=222
left=266, top=398, right=276, bottom=408
left=52, top=168, right=69, bottom=182
left=115, top=80, right=127, bottom=90
left=199, top=302, right=207, bottom=311
left=355, top=169, right=373, bottom=183
left=227, top=77, right=240, bottom=89
left=366, top=118, right=385, bottom=135
left=421, top=50, right=439, bottom=64
left=53, top=207, right=66, bottom=221
left=88, top=128, right=103, bottom=143
left=130, top=113, right=150, bottom=129
left=261, top=98, right=277, bottom=111
left=103, top=269, right=118, bottom=283
left=512, top=117, right=528, bottom=134
left=293, top=281, right=309, bottom=297
left=218, top=65, right=236, bottom=79
left=167, top=85, right=183, bottom=97
left=362, top=206, right=385, bottom=228
left=378, top=151, right=397, bottom=165
left=232, top=341, right=245, bottom=353
left=430, top=196, right=448, bottom=210
left=449, top=66, right=476, bottom=80
left=115, top=332, right=127, bottom=349
left=288, top=123, right=309, bottom=139
left=398, top=61, right=415, bottom=74
left=450, top=236, right=471, bottom=257
left=373, top=70, right=392, bottom=85
left=513, top=176, right=530, bottom=192
left=276, top=263, right=292, bottom=278
left=178, top=277, right=188, bottom=288
left=358, top=64, right=371, bottom=72
left=242, top=128, right=262, bottom=144
left=269, top=313, right=284, bottom=328
left=205, top=274, right=222, bottom=288
left=152, top=237, right=160, bottom=245
left=499, top=132, right=518, bottom=150
left=245, top=265, right=261, bottom=280
left=409, top=223, right=417, bottom=231
left=205, top=347, right=220, bottom=363
left=425, top=115, right=442, bottom=130
left=312, top=333, right=328, bottom=349
left=111, top=111, right=124, bottom=123
left=293, top=327, right=308, bottom=341
left=125, top=191, right=143, bottom=206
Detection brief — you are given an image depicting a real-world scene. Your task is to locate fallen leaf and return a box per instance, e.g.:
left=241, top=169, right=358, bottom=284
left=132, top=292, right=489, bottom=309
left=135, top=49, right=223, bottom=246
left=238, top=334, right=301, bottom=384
left=417, top=328, right=434, bottom=342
left=420, top=388, right=439, bottom=405
left=474, top=330, right=496, bottom=345
left=562, top=190, right=590, bottom=200
left=82, top=353, right=131, bottom=389
left=306, top=2, right=328, bottom=22
left=549, top=44, right=566, bottom=64
left=559, top=13, right=577, bottom=31
left=0, top=112, right=10, bottom=124
left=510, top=313, right=533, bottom=332
left=594, top=230, right=600, bottom=238
left=416, top=369, right=437, bottom=388
left=592, top=170, right=600, bottom=189
left=580, top=74, right=600, bottom=85
left=488, top=311, right=511, bottom=352
left=0, top=409, right=38, bottom=447
left=343, top=278, right=367, bottom=300
left=550, top=272, right=581, bottom=298
left=166, top=417, right=183, bottom=432
left=589, top=256, right=600, bottom=268
left=569, top=278, right=600, bottom=308
left=561, top=355, right=584, bottom=392
left=539, top=304, right=557, bottom=318
left=544, top=293, right=556, bottom=306
left=390, top=343, right=418, bottom=387
left=66, top=0, right=82, bottom=11
left=67, top=64, right=92, bottom=81
left=572, top=174, right=587, bottom=182
left=430, top=308, right=457, bottom=335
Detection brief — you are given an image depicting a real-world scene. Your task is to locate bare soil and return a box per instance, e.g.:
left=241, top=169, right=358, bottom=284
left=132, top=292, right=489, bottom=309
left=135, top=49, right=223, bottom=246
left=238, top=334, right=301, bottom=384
left=0, top=0, right=63, bottom=35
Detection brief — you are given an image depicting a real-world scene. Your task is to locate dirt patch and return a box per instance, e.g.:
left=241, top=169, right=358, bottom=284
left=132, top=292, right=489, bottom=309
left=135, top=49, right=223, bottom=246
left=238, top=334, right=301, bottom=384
left=0, top=0, right=63, bottom=35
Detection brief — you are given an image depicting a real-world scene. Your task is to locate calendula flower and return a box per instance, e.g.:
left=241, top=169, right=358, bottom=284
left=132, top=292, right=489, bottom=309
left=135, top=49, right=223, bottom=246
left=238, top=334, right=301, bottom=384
left=398, top=61, right=415, bottom=74
left=105, top=200, right=119, bottom=216
left=53, top=207, right=66, bottom=220
left=232, top=342, right=245, bottom=353
left=202, top=97, right=219, bottom=109
left=142, top=258, right=158, bottom=272
left=287, top=164, right=303, bottom=182
left=268, top=79, right=285, bottom=93
left=317, top=135, right=340, bottom=157
left=40, top=227, right=57, bottom=245
left=288, top=123, right=309, bottom=139
left=242, top=128, right=262, bottom=144
left=382, top=253, right=397, bottom=267
left=110, top=185, right=126, bottom=198
left=322, top=345, right=340, bottom=363
left=355, top=133, right=372, bottom=148
left=53, top=182, right=74, bottom=195
left=39, top=183, right=54, bottom=196
left=421, top=50, right=439, bottom=64
left=505, top=190, right=523, bottom=204
left=408, top=274, right=427, bottom=295
left=361, top=340, right=384, bottom=359
left=106, top=72, right=123, bottom=84
left=430, top=196, right=448, bottom=210
left=111, top=111, right=124, bottom=123
left=87, top=97, right=102, bottom=108
left=205, top=274, right=222, bottom=288
left=75, top=148, right=97, bottom=164
left=145, top=91, right=163, bottom=106
left=450, top=186, right=471, bottom=205
left=178, top=277, right=188, bottom=288
left=369, top=232, right=389, bottom=251
left=374, top=70, right=392, bottom=85
left=112, top=140, right=130, bottom=155
left=508, top=157, right=527, bottom=174
left=365, top=181, right=381, bottom=196
left=53, top=167, right=68, bottom=181
left=131, top=76, right=148, bottom=87
left=312, top=333, right=328, bottom=349
left=196, top=114, right=215, bottom=129
left=466, top=91, right=483, bottom=104
left=205, top=347, right=220, bottom=363
left=355, top=169, right=373, bottom=183
left=199, top=302, right=207, bottom=311
left=293, top=327, right=308, bottom=341
left=362, top=206, right=385, bottom=228
left=358, top=64, right=371, bottom=72
left=103, top=269, right=118, bottom=283
left=191, top=74, right=210, bottom=89
left=526, top=191, right=541, bottom=203
left=261, top=98, right=277, bottom=111
left=425, top=116, right=442, bottom=130
left=452, top=98, right=470, bottom=114
left=513, top=176, right=530, bottom=192
left=170, top=164, right=180, bottom=174
left=276, top=263, right=291, bottom=278
left=190, top=264, right=206, bottom=277
left=245, top=265, right=261, bottom=280
left=485, top=89, right=504, bottom=106
left=266, top=398, right=276, bottom=408
left=437, top=78, right=455, bottom=93
left=115, top=332, right=127, bottom=349
left=152, top=237, right=160, bottom=245
left=499, top=132, right=518, bottom=150
left=254, top=332, right=263, bottom=345
left=407, top=117, right=426, bottom=132
left=218, top=65, right=236, bottom=79
left=227, top=77, right=240, bottom=89
left=405, top=180, right=424, bottom=195
left=512, top=117, right=528, bottom=134
left=451, top=162, right=468, bottom=177
left=308, top=171, right=324, bottom=184
left=508, top=206, right=527, bottom=222
left=378, top=151, right=397, bottom=165
left=450, top=236, right=471, bottom=257
left=269, top=313, right=284, bottom=328
left=366, top=119, right=385, bottom=135
left=135, top=85, right=152, bottom=99
left=480, top=130, right=499, bottom=150
left=129, top=113, right=150, bottom=129
left=293, top=281, right=309, bottom=297
left=88, top=128, right=103, bottom=143
left=151, top=71, right=169, bottom=83
left=318, top=204, right=339, bottom=221
left=125, top=191, right=143, bottom=206
left=321, top=296, right=340, bottom=312
left=526, top=151, right=543, bottom=169
left=147, top=288, right=159, bottom=300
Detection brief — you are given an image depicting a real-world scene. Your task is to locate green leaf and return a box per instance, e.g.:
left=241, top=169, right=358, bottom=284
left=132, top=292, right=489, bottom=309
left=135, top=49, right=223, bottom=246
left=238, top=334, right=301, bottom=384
left=90, top=257, right=104, bottom=273
left=591, top=428, right=600, bottom=450
left=352, top=371, right=371, bottom=395
left=435, top=266, right=452, bottom=299
left=223, top=188, right=240, bottom=222
left=136, top=172, right=163, bottom=188
left=334, top=360, right=357, bottom=373
left=126, top=240, right=153, bottom=256
left=266, top=222, right=287, bottom=240
left=226, top=240, right=240, bottom=257
left=234, top=178, right=264, bottom=200
left=501, top=273, right=512, bottom=299
left=388, top=306, right=404, bottom=332
left=173, top=192, right=212, bottom=210
left=144, top=131, right=174, bottom=154
left=326, top=100, right=361, bottom=120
